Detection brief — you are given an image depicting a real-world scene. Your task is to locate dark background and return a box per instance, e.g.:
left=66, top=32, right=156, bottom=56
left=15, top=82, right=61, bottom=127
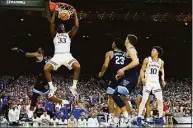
left=0, top=0, right=191, bottom=79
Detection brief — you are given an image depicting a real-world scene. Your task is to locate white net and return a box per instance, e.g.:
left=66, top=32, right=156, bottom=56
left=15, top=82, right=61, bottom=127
left=55, top=2, right=75, bottom=16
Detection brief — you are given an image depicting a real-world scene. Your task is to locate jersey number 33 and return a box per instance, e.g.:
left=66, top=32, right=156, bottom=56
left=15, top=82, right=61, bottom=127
left=58, top=37, right=66, bottom=43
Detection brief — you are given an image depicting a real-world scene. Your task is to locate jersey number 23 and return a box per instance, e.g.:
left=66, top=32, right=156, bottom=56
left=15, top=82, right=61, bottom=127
left=115, top=56, right=125, bottom=65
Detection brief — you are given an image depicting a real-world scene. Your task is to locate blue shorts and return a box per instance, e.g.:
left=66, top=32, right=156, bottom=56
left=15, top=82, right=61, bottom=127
left=106, top=87, right=115, bottom=95
left=116, top=77, right=138, bottom=97
left=106, top=77, right=119, bottom=94
left=31, top=89, right=50, bottom=107
left=32, top=88, right=50, bottom=95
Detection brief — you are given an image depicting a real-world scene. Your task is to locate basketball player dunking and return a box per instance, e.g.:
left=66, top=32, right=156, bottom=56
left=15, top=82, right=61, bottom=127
left=137, top=46, right=166, bottom=126
left=11, top=47, right=69, bottom=118
left=44, top=5, right=80, bottom=98
left=98, top=38, right=125, bottom=121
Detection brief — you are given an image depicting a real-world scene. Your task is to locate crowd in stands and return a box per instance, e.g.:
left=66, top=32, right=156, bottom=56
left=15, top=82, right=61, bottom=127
left=0, top=74, right=191, bottom=126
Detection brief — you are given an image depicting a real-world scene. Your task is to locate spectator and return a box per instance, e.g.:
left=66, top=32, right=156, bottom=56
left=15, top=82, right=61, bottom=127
left=87, top=113, right=99, bottom=127
left=50, top=115, right=59, bottom=126
left=67, top=115, right=77, bottom=127
left=0, top=74, right=191, bottom=127
left=58, top=118, right=67, bottom=125
left=8, top=105, right=19, bottom=125
left=0, top=115, right=8, bottom=125
left=54, top=106, right=61, bottom=119
left=78, top=113, right=87, bottom=127
left=32, top=113, right=41, bottom=127
left=40, top=111, right=51, bottom=126
left=163, top=100, right=169, bottom=115
left=34, top=104, right=44, bottom=118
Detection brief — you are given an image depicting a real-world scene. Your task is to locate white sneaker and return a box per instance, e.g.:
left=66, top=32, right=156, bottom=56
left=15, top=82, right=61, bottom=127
left=69, top=86, right=78, bottom=97
left=48, top=86, right=57, bottom=98
left=125, top=120, right=132, bottom=127
left=62, top=100, right=69, bottom=105
left=110, top=122, right=118, bottom=127
left=120, top=119, right=132, bottom=127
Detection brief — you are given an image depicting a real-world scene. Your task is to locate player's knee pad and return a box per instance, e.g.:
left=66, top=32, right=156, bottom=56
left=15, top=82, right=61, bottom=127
left=113, top=92, right=125, bottom=108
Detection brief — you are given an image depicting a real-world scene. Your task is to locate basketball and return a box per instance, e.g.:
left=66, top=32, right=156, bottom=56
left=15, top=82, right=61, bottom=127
left=59, top=10, right=71, bottom=21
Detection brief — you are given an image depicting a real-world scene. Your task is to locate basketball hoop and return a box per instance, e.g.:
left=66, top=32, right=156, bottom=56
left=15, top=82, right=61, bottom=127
left=49, top=2, right=75, bottom=20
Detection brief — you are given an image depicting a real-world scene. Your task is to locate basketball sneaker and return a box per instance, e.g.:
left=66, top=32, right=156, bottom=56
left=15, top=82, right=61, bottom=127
left=158, top=117, right=166, bottom=125
left=136, top=117, right=142, bottom=127
left=48, top=86, right=57, bottom=98
left=69, top=86, right=78, bottom=97
left=121, top=119, right=132, bottom=127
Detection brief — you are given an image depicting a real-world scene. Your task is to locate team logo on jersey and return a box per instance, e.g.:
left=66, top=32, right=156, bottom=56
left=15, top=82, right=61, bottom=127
left=122, top=80, right=129, bottom=86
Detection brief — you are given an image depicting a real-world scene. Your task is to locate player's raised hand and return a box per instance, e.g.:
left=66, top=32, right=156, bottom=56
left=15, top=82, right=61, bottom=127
left=73, top=9, right=77, bottom=14
left=162, top=80, right=166, bottom=88
left=73, top=9, right=77, bottom=18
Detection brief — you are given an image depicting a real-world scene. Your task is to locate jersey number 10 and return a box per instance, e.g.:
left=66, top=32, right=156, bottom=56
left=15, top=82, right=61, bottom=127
left=150, top=68, right=157, bottom=74
left=115, top=56, right=125, bottom=65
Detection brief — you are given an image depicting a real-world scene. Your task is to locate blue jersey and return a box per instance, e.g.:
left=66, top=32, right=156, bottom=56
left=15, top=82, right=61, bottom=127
left=36, top=57, right=46, bottom=75
left=108, top=50, right=127, bottom=78
left=34, top=56, right=49, bottom=92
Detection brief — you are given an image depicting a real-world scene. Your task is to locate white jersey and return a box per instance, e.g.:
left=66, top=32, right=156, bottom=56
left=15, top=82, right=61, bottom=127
left=145, top=57, right=162, bottom=83
left=53, top=32, right=71, bottom=53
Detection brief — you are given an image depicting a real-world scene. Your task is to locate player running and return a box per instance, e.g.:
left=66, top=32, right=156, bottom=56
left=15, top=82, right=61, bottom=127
left=137, top=46, right=166, bottom=126
left=11, top=47, right=69, bottom=118
left=44, top=3, right=80, bottom=98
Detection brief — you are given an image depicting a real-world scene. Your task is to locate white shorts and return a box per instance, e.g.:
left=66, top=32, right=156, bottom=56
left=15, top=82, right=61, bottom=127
left=48, top=53, right=77, bottom=70
left=143, top=82, right=162, bottom=94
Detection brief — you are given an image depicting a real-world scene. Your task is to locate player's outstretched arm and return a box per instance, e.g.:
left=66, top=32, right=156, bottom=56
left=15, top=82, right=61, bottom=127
left=26, top=52, right=40, bottom=58
left=11, top=47, right=40, bottom=58
left=140, top=58, right=148, bottom=85
left=98, top=51, right=112, bottom=78
left=45, top=0, right=51, bottom=22
left=160, top=60, right=166, bottom=87
left=68, top=9, right=79, bottom=39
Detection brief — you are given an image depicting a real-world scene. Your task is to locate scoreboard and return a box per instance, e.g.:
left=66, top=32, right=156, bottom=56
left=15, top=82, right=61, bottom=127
left=0, top=0, right=45, bottom=7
